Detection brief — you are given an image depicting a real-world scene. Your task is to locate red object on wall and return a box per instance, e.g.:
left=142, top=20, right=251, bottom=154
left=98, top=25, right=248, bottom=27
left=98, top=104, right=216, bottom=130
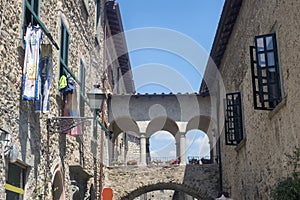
left=102, top=188, right=113, bottom=200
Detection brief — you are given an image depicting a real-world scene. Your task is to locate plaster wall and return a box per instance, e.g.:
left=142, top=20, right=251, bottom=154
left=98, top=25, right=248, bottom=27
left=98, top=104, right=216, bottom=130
left=218, top=0, right=300, bottom=199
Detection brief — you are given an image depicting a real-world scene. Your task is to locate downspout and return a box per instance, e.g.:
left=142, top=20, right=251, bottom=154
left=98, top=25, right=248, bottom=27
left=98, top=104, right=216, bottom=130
left=99, top=9, right=107, bottom=198
left=217, top=80, right=223, bottom=192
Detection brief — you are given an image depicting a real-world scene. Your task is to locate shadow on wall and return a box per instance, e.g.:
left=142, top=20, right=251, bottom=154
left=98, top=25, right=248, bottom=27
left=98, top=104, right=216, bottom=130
left=19, top=99, right=41, bottom=183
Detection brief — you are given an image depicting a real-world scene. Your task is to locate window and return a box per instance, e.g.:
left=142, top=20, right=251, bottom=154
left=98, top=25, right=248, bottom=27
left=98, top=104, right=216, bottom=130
left=59, top=20, right=69, bottom=78
left=250, top=33, right=282, bottom=110
left=95, top=0, right=101, bottom=43
left=24, top=0, right=40, bottom=29
left=225, top=92, right=244, bottom=145
left=5, top=163, right=27, bottom=200
left=79, top=59, right=86, bottom=117
left=96, top=0, right=101, bottom=28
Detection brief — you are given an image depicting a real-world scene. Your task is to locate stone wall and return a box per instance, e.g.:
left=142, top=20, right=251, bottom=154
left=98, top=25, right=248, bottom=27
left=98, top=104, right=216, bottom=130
left=126, top=134, right=141, bottom=162
left=0, top=0, right=108, bottom=199
left=103, top=164, right=219, bottom=199
left=218, top=0, right=300, bottom=199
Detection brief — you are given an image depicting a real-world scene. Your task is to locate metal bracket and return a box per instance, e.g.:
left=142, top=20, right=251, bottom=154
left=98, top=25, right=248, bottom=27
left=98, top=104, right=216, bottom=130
left=47, top=117, right=93, bottom=134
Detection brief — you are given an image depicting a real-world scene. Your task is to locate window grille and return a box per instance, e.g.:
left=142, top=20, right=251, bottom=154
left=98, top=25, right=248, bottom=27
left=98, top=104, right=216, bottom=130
left=250, top=33, right=282, bottom=110
left=225, top=92, right=244, bottom=145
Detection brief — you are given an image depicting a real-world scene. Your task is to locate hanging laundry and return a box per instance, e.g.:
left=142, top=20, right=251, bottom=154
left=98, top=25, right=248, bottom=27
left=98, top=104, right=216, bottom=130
left=58, top=75, right=67, bottom=91
left=35, top=44, right=53, bottom=113
left=62, top=78, right=82, bottom=136
left=22, top=25, right=42, bottom=100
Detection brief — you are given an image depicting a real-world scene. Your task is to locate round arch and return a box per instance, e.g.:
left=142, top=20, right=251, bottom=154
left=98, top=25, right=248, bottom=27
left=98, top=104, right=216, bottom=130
left=185, top=115, right=217, bottom=141
left=51, top=162, right=65, bottom=200
left=108, top=116, right=139, bottom=142
left=146, top=117, right=179, bottom=138
left=120, top=183, right=212, bottom=200
left=185, top=116, right=218, bottom=162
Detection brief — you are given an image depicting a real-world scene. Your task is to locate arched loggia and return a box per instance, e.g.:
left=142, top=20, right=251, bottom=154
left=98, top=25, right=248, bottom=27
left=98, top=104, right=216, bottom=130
left=185, top=115, right=217, bottom=163
left=149, top=131, right=177, bottom=164
left=185, top=129, right=210, bottom=164
left=108, top=117, right=140, bottom=165
left=145, top=117, right=179, bottom=164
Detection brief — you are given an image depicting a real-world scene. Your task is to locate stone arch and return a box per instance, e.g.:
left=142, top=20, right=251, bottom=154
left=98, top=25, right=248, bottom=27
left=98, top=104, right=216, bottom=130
left=108, top=116, right=139, bottom=142
left=146, top=117, right=179, bottom=137
left=120, top=182, right=212, bottom=200
left=186, top=115, right=217, bottom=141
left=186, top=115, right=217, bottom=162
left=108, top=117, right=140, bottom=165
left=51, top=161, right=65, bottom=200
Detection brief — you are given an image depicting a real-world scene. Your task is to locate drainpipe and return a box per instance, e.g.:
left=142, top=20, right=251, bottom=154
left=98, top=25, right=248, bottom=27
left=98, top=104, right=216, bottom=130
left=99, top=8, right=108, bottom=198
left=217, top=81, right=223, bottom=192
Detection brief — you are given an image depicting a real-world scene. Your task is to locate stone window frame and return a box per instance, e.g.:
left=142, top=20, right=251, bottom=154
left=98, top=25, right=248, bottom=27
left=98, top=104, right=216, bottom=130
left=250, top=33, right=282, bottom=110
left=224, top=92, right=244, bottom=145
left=5, top=162, right=28, bottom=200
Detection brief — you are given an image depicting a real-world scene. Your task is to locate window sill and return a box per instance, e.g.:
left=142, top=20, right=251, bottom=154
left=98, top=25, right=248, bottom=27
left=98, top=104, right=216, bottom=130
left=235, top=138, right=247, bottom=152
left=268, top=95, right=287, bottom=119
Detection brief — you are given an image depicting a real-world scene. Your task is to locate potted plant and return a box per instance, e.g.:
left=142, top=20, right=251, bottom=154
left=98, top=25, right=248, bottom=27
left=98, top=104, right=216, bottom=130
left=152, top=159, right=163, bottom=166
left=111, top=160, right=123, bottom=166
left=127, top=159, right=137, bottom=165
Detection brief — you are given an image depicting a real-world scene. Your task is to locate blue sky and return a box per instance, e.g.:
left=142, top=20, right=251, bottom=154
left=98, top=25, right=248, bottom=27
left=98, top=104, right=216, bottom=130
left=118, top=0, right=225, bottom=93
left=117, top=0, right=224, bottom=161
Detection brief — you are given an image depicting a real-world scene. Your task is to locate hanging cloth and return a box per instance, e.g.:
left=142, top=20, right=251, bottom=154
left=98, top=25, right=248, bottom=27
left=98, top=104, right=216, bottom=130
left=22, top=25, right=42, bottom=100
left=58, top=75, right=67, bottom=91
left=35, top=44, right=53, bottom=113
left=63, top=79, right=82, bottom=136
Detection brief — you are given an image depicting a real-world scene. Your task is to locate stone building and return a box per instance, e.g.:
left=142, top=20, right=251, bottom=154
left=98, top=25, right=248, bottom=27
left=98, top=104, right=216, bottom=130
left=0, top=0, right=133, bottom=199
left=201, top=0, right=300, bottom=199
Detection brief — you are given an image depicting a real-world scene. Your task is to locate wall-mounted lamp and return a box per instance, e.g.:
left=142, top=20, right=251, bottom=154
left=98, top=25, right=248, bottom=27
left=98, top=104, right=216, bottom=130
left=87, top=84, right=107, bottom=112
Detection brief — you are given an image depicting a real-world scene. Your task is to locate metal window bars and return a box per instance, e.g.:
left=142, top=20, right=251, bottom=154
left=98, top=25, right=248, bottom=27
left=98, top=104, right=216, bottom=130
left=225, top=92, right=244, bottom=145
left=250, top=33, right=282, bottom=110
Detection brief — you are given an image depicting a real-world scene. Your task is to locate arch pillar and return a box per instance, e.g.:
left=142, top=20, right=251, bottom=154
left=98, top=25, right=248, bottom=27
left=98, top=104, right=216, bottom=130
left=175, top=133, right=180, bottom=159
left=140, top=134, right=147, bottom=166
left=209, top=130, right=217, bottom=163
left=107, top=136, right=114, bottom=165
left=179, top=132, right=186, bottom=165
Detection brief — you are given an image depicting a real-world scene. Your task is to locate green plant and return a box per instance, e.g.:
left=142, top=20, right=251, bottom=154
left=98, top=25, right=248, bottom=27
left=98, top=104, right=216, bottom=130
left=112, top=160, right=123, bottom=166
left=152, top=159, right=162, bottom=164
left=271, top=147, right=300, bottom=200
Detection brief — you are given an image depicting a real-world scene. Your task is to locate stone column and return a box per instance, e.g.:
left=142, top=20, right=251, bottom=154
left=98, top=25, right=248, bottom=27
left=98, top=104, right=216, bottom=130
left=179, top=132, right=186, bottom=165
left=210, top=130, right=217, bottom=163
left=140, top=134, right=147, bottom=166
left=209, top=141, right=215, bottom=163
left=175, top=133, right=180, bottom=159
left=107, top=136, right=114, bottom=165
